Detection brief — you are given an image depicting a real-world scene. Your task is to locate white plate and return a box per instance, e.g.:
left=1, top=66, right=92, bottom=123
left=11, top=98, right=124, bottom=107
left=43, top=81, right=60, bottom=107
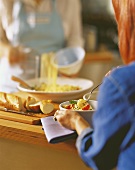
left=17, top=77, right=93, bottom=103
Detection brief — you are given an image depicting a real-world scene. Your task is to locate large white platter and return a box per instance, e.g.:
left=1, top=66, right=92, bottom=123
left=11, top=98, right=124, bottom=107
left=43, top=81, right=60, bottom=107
left=17, top=77, right=93, bottom=103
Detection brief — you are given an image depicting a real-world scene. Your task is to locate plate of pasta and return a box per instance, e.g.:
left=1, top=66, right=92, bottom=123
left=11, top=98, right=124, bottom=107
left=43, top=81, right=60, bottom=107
left=17, top=77, right=93, bottom=103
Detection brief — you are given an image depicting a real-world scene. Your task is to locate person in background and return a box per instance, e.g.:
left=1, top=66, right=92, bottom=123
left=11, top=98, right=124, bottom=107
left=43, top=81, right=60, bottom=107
left=54, top=0, right=135, bottom=169
left=0, top=0, right=84, bottom=92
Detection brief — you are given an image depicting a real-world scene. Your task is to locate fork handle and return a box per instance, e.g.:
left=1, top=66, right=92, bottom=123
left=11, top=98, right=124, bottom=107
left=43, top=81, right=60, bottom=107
left=91, top=83, right=102, bottom=94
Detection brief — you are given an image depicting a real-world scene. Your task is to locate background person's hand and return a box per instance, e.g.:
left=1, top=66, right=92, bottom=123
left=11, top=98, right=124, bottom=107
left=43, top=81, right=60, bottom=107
left=6, top=45, right=26, bottom=65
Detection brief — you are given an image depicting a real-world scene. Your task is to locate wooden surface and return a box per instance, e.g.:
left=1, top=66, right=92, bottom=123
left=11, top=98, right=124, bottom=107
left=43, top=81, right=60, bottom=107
left=0, top=92, right=59, bottom=125
left=84, top=51, right=113, bottom=62
left=0, top=114, right=77, bottom=154
left=0, top=91, right=78, bottom=153
left=0, top=111, right=42, bottom=125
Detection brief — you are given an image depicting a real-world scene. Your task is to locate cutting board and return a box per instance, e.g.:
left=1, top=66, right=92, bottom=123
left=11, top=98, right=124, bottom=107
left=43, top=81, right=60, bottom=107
left=0, top=92, right=59, bottom=125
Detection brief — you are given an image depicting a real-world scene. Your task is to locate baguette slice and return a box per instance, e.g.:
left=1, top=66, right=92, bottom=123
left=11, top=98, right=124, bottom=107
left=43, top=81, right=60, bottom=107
left=24, top=96, right=37, bottom=111
left=0, top=92, right=8, bottom=108
left=6, top=93, right=24, bottom=111
left=29, top=101, right=41, bottom=112
left=40, top=100, right=54, bottom=114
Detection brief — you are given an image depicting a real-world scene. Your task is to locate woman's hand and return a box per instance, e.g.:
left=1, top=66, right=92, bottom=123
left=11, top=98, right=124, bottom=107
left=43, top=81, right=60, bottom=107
left=54, top=110, right=80, bottom=130
left=54, top=110, right=90, bottom=135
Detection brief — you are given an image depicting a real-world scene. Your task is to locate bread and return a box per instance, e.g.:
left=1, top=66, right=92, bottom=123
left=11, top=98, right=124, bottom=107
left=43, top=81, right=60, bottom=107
left=0, top=92, right=54, bottom=114
left=27, top=99, right=54, bottom=113
left=29, top=101, right=41, bottom=112
left=6, top=93, right=24, bottom=111
left=0, top=92, right=8, bottom=108
left=40, top=100, right=54, bottom=114
left=28, top=100, right=54, bottom=114
left=0, top=92, right=24, bottom=111
left=24, top=96, right=36, bottom=111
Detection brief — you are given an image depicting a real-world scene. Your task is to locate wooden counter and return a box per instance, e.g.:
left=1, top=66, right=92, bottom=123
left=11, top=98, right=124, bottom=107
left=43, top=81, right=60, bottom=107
left=0, top=92, right=92, bottom=170
left=0, top=92, right=78, bottom=154
left=0, top=117, right=78, bottom=154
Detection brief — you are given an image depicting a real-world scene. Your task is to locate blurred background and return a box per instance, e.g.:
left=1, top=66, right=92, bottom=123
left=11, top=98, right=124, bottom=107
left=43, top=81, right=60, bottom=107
left=81, top=0, right=118, bottom=52
left=0, top=0, right=121, bottom=100
left=78, top=0, right=122, bottom=87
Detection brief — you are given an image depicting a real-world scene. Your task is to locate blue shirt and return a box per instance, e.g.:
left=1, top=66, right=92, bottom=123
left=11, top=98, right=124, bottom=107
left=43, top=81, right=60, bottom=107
left=76, top=62, right=135, bottom=170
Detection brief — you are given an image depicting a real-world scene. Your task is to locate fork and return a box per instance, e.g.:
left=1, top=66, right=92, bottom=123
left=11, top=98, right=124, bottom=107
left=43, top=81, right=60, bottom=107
left=83, top=83, right=102, bottom=101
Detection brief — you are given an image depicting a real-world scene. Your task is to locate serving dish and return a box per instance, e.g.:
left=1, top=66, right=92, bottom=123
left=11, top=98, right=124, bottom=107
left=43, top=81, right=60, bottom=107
left=17, top=77, right=93, bottom=103
left=52, top=47, right=85, bottom=76
left=59, top=100, right=97, bottom=126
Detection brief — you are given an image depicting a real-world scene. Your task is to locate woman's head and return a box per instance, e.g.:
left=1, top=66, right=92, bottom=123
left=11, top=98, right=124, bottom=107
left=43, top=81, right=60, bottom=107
left=112, top=0, right=135, bottom=64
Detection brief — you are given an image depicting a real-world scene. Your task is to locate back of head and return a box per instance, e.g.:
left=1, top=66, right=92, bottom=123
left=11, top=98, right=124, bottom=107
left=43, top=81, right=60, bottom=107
left=112, top=0, right=135, bottom=64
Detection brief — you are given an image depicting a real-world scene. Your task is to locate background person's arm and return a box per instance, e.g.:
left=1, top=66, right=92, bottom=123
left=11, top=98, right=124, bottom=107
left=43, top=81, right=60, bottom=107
left=0, top=19, right=25, bottom=64
left=0, top=19, right=10, bottom=58
left=58, top=0, right=84, bottom=48
left=66, top=0, right=84, bottom=47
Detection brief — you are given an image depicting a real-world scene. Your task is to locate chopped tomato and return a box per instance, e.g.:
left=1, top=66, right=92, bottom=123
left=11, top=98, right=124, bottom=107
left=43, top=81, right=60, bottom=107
left=82, top=104, right=90, bottom=110
left=64, top=104, right=73, bottom=109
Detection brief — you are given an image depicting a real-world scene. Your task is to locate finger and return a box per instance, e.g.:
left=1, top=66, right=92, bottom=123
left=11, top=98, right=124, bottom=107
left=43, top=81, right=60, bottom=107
left=53, top=110, right=59, bottom=121
left=53, top=113, right=63, bottom=121
left=54, top=110, right=60, bottom=118
left=54, top=110, right=65, bottom=116
left=53, top=116, right=57, bottom=121
left=53, top=110, right=64, bottom=121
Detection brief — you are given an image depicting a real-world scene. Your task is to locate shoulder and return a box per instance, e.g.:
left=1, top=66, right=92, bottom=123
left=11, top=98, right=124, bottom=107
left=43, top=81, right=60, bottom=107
left=98, top=62, right=135, bottom=107
left=108, top=62, right=135, bottom=87
left=93, top=63, right=135, bottom=124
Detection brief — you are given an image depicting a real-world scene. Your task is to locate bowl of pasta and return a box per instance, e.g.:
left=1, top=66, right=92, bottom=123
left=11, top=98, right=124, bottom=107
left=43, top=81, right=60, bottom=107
left=59, top=99, right=97, bottom=125
left=17, top=77, right=93, bottom=103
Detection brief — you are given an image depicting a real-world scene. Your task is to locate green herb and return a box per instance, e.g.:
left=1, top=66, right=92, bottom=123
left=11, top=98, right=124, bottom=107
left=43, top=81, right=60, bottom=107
left=70, top=100, right=77, bottom=104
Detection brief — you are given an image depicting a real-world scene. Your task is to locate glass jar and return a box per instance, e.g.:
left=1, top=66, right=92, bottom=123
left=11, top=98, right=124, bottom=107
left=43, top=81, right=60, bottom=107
left=19, top=47, right=40, bottom=80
